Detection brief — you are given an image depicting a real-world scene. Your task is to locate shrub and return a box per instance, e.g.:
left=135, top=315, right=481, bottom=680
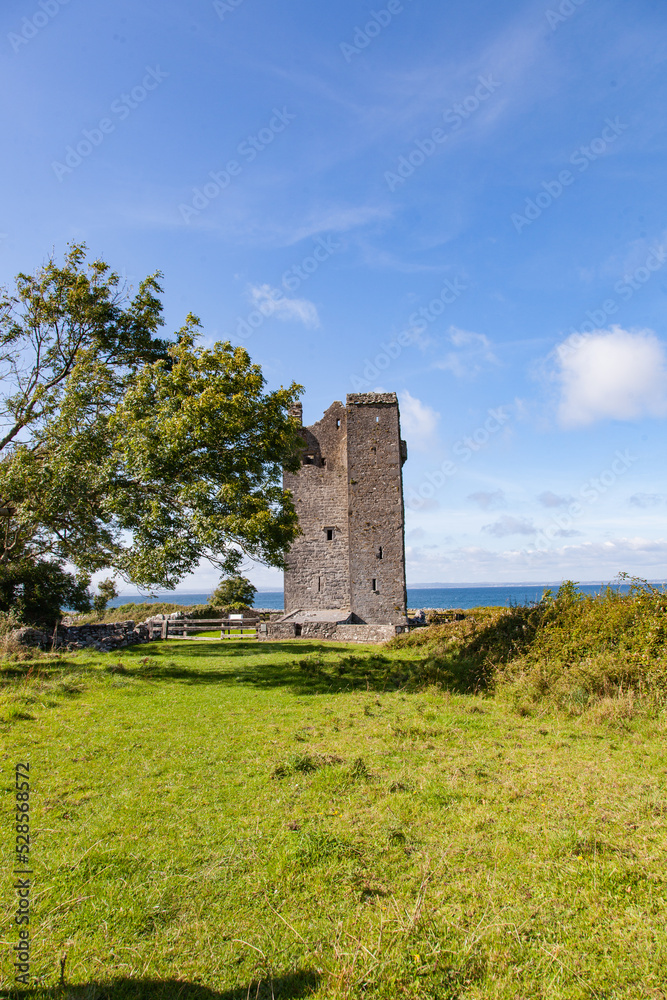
left=208, top=575, right=256, bottom=609
left=390, top=578, right=667, bottom=702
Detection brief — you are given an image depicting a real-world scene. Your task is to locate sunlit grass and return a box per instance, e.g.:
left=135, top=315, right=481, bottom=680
left=1, top=635, right=666, bottom=999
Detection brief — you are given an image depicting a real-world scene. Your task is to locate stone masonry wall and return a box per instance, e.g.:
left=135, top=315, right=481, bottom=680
left=258, top=622, right=404, bottom=643
left=14, top=621, right=155, bottom=652
left=284, top=401, right=351, bottom=611
left=284, top=393, right=408, bottom=625
left=346, top=394, right=408, bottom=624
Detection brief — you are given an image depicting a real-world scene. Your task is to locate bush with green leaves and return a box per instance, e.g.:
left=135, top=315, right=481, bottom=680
left=208, top=575, right=256, bottom=610
left=92, top=578, right=118, bottom=614
left=0, top=556, right=91, bottom=626
left=391, top=577, right=667, bottom=702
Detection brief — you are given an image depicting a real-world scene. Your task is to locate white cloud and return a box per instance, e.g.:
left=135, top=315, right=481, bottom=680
left=555, top=327, right=667, bottom=427
left=629, top=493, right=664, bottom=508
left=467, top=490, right=506, bottom=510
left=537, top=491, right=573, bottom=508
left=399, top=390, right=440, bottom=451
left=435, top=327, right=499, bottom=378
left=404, top=537, right=667, bottom=583
left=248, top=284, right=320, bottom=329
left=482, top=515, right=536, bottom=537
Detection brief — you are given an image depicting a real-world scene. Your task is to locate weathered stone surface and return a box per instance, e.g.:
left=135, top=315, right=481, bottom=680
left=284, top=392, right=408, bottom=625
left=334, top=623, right=401, bottom=643
left=13, top=620, right=157, bottom=652
left=258, top=621, right=406, bottom=644
left=258, top=622, right=299, bottom=640
left=12, top=627, right=52, bottom=649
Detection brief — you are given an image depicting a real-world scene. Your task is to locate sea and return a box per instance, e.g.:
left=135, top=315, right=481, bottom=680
left=108, top=582, right=641, bottom=612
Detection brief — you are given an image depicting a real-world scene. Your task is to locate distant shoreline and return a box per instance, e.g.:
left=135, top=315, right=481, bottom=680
left=107, top=581, right=658, bottom=613
left=111, top=578, right=667, bottom=600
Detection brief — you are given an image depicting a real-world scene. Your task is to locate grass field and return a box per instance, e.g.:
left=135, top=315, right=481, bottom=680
left=1, top=632, right=666, bottom=999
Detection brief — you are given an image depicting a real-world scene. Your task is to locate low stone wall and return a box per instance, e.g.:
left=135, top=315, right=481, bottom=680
left=334, top=624, right=402, bottom=643
left=258, top=622, right=406, bottom=644
left=14, top=620, right=155, bottom=652
left=258, top=622, right=298, bottom=640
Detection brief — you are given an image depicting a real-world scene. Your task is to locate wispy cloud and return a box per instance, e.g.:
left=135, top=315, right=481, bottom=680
left=280, top=205, right=391, bottom=245
left=435, top=327, right=499, bottom=378
left=629, top=493, right=664, bottom=508
left=398, top=390, right=440, bottom=451
left=537, top=490, right=573, bottom=508
left=248, top=284, right=320, bottom=328
left=482, top=515, right=536, bottom=537
left=467, top=490, right=506, bottom=510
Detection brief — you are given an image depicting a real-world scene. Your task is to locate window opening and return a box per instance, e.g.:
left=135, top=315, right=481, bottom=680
left=371, top=446, right=376, bottom=455
left=326, top=528, right=334, bottom=541
left=336, top=418, right=341, bottom=428
left=372, top=578, right=378, bottom=592
left=318, top=576, right=321, bottom=592
left=376, top=416, right=380, bottom=423
left=377, top=546, right=383, bottom=559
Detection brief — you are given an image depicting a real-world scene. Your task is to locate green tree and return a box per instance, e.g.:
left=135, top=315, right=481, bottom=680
left=93, top=577, right=118, bottom=614
left=0, top=245, right=304, bottom=600
left=209, top=574, right=257, bottom=609
left=0, top=555, right=91, bottom=626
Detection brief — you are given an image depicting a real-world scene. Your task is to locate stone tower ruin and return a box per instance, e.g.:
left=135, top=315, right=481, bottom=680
left=283, top=392, right=408, bottom=625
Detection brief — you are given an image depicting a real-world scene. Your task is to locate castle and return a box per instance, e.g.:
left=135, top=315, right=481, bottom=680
left=259, top=393, right=408, bottom=642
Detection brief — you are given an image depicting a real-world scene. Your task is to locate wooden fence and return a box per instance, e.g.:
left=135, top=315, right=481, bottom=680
left=149, top=616, right=258, bottom=640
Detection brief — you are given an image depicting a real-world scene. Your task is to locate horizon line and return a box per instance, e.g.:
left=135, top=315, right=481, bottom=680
left=114, top=578, right=665, bottom=597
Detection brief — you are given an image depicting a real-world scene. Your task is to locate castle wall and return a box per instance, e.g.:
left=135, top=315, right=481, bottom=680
left=346, top=395, right=407, bottom=624
left=283, top=401, right=351, bottom=611
left=283, top=393, right=407, bottom=625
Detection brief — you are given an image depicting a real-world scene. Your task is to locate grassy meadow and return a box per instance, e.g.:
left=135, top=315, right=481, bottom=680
left=1, top=586, right=667, bottom=999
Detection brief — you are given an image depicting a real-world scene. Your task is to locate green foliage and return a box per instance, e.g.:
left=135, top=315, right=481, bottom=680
left=392, top=578, right=667, bottom=701
left=0, top=607, right=25, bottom=636
left=0, top=556, right=91, bottom=625
left=71, top=602, right=195, bottom=624
left=0, top=244, right=304, bottom=596
left=92, top=577, right=118, bottom=614
left=209, top=574, right=256, bottom=609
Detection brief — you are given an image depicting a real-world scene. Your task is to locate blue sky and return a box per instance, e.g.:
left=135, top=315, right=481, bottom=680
left=3, top=0, right=667, bottom=593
